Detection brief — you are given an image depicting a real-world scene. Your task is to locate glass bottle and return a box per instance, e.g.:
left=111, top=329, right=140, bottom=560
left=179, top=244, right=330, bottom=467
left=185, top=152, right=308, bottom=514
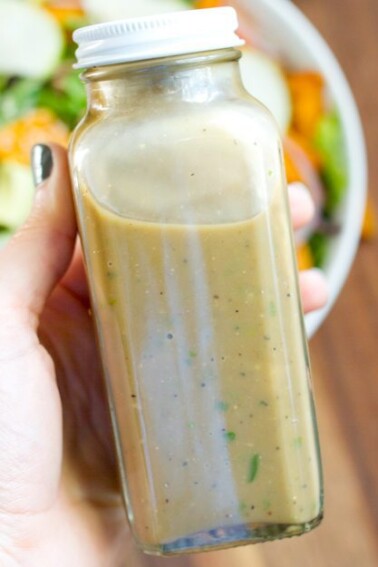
left=69, top=7, right=323, bottom=556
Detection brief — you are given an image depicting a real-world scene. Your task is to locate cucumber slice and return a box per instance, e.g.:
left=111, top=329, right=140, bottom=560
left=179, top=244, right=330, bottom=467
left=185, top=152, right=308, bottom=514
left=240, top=47, right=292, bottom=133
left=0, top=162, right=35, bottom=229
left=0, top=0, right=64, bottom=79
left=82, top=0, right=189, bottom=22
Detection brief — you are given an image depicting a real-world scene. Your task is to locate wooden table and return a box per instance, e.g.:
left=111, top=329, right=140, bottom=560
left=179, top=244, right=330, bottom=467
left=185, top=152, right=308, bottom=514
left=137, top=1, right=378, bottom=565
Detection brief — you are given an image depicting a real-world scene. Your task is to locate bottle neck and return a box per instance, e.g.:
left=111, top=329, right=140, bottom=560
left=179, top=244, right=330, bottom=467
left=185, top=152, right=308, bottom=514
left=82, top=49, right=244, bottom=114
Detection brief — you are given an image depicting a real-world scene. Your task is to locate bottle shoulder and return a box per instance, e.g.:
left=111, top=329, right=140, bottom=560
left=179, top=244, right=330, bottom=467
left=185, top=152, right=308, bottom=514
left=70, top=97, right=285, bottom=225
left=72, top=97, right=281, bottom=158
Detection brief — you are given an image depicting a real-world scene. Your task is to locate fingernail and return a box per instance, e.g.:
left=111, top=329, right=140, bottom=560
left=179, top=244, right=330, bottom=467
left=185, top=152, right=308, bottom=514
left=31, top=144, right=53, bottom=187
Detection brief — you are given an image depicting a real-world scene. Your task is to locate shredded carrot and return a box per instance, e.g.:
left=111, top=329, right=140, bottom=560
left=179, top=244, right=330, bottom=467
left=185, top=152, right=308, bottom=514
left=44, top=6, right=85, bottom=23
left=296, top=243, right=314, bottom=270
left=42, top=0, right=82, bottom=8
left=41, top=0, right=84, bottom=22
left=284, top=149, right=303, bottom=184
left=194, top=0, right=224, bottom=8
left=287, top=71, right=325, bottom=138
left=0, top=109, right=69, bottom=165
left=284, top=133, right=322, bottom=187
left=288, top=129, right=323, bottom=169
left=361, top=197, right=376, bottom=240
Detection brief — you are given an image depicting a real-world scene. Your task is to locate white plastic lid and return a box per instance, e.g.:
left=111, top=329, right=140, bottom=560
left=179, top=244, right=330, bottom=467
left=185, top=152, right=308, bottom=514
left=73, top=7, right=244, bottom=69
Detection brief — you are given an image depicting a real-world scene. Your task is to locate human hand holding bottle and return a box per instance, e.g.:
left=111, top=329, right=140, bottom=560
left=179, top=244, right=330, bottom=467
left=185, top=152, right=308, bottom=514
left=0, top=144, right=327, bottom=566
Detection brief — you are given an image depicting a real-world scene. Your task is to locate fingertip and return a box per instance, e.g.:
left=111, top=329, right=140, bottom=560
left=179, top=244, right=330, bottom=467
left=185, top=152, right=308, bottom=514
left=299, top=268, right=329, bottom=314
left=288, top=182, right=316, bottom=230
left=31, top=143, right=76, bottom=234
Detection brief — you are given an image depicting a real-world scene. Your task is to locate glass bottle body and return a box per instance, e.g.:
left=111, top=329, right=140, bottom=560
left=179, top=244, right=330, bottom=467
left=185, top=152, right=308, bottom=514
left=69, top=50, right=323, bottom=555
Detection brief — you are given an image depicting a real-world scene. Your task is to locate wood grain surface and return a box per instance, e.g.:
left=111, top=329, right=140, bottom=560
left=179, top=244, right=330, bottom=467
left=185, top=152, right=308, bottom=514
left=137, top=1, right=378, bottom=565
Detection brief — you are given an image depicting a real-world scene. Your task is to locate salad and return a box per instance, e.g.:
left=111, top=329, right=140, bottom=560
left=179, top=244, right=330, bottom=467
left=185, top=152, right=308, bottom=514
left=0, top=0, right=356, bottom=264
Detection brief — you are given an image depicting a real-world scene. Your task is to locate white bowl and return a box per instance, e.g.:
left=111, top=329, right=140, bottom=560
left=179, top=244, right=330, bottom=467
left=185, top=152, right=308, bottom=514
left=234, top=0, right=367, bottom=337
left=0, top=0, right=366, bottom=339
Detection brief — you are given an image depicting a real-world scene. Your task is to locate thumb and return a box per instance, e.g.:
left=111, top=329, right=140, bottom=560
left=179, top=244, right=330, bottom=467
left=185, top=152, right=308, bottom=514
left=0, top=144, right=77, bottom=321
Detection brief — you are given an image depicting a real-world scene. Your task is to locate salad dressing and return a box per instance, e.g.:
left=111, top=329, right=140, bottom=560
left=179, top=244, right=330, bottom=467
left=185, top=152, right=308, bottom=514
left=78, top=169, right=320, bottom=547
left=70, top=7, right=323, bottom=553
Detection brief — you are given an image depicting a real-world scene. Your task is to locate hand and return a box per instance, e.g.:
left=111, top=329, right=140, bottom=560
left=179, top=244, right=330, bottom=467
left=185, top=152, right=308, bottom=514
left=0, top=145, right=328, bottom=566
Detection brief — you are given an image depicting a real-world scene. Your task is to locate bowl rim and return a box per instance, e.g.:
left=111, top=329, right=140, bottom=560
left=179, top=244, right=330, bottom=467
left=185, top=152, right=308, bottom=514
left=240, top=0, right=368, bottom=337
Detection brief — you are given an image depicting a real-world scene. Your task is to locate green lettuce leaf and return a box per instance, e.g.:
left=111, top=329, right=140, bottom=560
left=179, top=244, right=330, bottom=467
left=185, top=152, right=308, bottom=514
left=313, top=112, right=348, bottom=216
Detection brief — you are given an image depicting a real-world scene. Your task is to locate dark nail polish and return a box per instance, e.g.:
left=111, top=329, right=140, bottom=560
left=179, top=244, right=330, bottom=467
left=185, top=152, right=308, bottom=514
left=31, top=144, right=53, bottom=187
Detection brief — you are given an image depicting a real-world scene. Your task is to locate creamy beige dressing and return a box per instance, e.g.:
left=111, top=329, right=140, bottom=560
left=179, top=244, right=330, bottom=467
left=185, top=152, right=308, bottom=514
left=77, top=181, right=321, bottom=547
